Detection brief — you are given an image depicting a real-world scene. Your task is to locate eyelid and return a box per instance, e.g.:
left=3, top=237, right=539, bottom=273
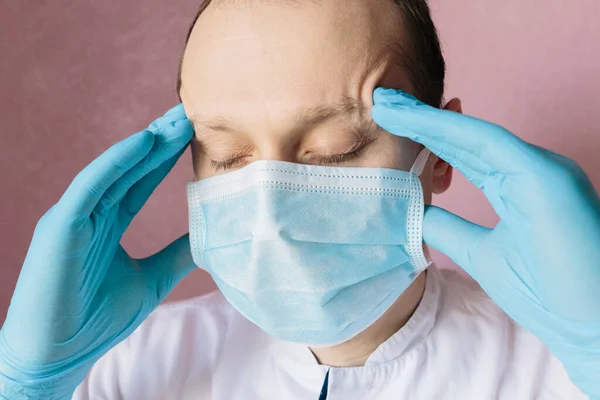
left=307, top=126, right=378, bottom=151
left=205, top=126, right=379, bottom=172
left=308, top=146, right=365, bottom=164
left=305, top=134, right=376, bottom=165
left=209, top=155, right=250, bottom=172
left=209, top=140, right=372, bottom=172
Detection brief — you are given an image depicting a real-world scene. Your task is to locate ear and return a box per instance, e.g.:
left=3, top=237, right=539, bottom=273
left=431, top=98, right=462, bottom=194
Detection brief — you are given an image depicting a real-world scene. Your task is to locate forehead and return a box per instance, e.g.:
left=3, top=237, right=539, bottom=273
left=180, top=0, right=410, bottom=121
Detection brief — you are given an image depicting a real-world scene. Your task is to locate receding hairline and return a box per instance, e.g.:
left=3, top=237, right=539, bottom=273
left=176, top=0, right=445, bottom=107
left=177, top=0, right=410, bottom=96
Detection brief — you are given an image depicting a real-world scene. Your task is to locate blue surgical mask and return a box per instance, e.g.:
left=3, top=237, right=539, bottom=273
left=187, top=149, right=431, bottom=346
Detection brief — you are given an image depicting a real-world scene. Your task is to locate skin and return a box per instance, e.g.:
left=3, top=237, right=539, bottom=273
left=179, top=0, right=461, bottom=367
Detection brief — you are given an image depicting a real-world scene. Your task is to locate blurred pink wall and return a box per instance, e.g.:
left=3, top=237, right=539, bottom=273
left=1, top=0, right=599, bottom=321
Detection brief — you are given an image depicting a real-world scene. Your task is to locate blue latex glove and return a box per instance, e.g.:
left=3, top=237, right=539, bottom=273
left=372, top=88, right=600, bottom=399
left=0, top=105, right=195, bottom=399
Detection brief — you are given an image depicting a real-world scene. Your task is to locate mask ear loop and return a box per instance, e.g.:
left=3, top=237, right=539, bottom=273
left=407, top=147, right=433, bottom=271
left=410, top=148, right=431, bottom=176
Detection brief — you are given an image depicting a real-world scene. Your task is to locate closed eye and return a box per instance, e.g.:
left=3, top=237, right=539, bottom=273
left=209, top=155, right=250, bottom=172
left=209, top=148, right=367, bottom=172
left=305, top=134, right=376, bottom=166
left=207, top=130, right=377, bottom=172
left=306, top=147, right=366, bottom=166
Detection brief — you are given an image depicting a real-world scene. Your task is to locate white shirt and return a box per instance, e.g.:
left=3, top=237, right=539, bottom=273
left=73, top=266, right=587, bottom=399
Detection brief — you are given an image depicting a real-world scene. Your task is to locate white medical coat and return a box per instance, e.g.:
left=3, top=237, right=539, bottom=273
left=73, top=266, right=588, bottom=399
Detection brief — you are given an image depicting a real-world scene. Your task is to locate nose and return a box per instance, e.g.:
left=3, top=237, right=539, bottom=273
left=255, top=138, right=300, bottom=163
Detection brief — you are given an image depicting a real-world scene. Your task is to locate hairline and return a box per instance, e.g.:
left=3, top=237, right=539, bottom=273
left=176, top=0, right=442, bottom=106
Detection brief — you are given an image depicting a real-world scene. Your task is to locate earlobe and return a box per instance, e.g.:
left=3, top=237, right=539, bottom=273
left=431, top=157, right=453, bottom=194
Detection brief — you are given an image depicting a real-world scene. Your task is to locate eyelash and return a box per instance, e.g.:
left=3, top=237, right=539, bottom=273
left=209, top=136, right=374, bottom=172
left=308, top=135, right=375, bottom=166
left=210, top=157, right=248, bottom=172
left=308, top=146, right=367, bottom=166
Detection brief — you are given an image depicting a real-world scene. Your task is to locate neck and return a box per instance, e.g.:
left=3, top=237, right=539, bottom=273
left=310, top=271, right=427, bottom=367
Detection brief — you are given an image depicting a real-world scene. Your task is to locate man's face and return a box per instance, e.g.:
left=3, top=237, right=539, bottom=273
left=179, top=0, right=454, bottom=200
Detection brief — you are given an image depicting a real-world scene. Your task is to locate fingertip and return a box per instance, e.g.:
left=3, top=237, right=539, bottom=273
left=148, top=104, right=188, bottom=132
left=147, top=233, right=196, bottom=282
left=373, top=87, right=398, bottom=104
left=175, top=118, right=194, bottom=139
left=422, top=205, right=449, bottom=242
left=138, top=129, right=156, bottom=144
left=373, top=87, right=422, bottom=106
left=154, top=119, right=194, bottom=147
left=371, top=105, right=415, bottom=140
left=422, top=205, right=461, bottom=251
left=422, top=205, right=489, bottom=271
left=129, top=128, right=154, bottom=141
left=163, top=103, right=187, bottom=119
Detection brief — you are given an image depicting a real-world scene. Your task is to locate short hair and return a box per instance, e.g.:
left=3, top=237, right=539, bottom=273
left=176, top=0, right=445, bottom=107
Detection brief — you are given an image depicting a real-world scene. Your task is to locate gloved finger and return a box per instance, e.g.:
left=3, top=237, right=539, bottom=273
left=148, top=103, right=188, bottom=132
left=371, top=88, right=532, bottom=175
left=138, top=234, right=196, bottom=304
left=371, top=103, right=493, bottom=179
left=59, top=130, right=155, bottom=216
left=449, top=160, right=486, bottom=189
left=426, top=138, right=490, bottom=186
left=422, top=205, right=491, bottom=279
left=98, top=117, right=193, bottom=214
left=60, top=101, right=185, bottom=216
left=118, top=146, right=188, bottom=229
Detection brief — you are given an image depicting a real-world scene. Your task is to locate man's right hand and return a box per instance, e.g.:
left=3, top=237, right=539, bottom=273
left=0, top=104, right=196, bottom=399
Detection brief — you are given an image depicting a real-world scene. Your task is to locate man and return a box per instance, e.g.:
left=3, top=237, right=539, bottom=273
left=1, top=0, right=599, bottom=399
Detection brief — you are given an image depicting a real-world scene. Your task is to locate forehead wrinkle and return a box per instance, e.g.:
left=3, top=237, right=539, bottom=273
left=294, top=96, right=370, bottom=126
left=190, top=116, right=237, bottom=134
left=189, top=96, right=372, bottom=134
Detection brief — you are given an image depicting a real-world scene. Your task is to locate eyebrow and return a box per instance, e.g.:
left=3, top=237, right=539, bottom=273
left=189, top=96, right=370, bottom=133
left=296, top=96, right=369, bottom=126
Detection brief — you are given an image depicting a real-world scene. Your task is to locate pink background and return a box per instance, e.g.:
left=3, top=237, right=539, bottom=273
left=1, top=0, right=599, bottom=321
